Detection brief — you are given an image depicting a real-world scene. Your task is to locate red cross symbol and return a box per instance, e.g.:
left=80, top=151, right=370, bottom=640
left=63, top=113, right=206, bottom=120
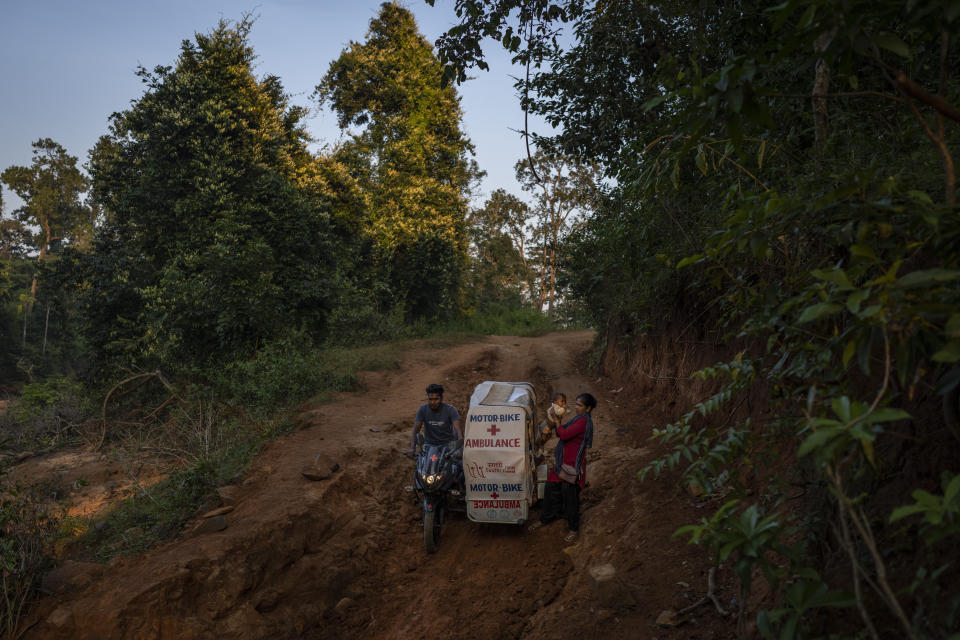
left=487, top=424, right=500, bottom=436
left=430, top=454, right=438, bottom=461
left=490, top=491, right=499, bottom=499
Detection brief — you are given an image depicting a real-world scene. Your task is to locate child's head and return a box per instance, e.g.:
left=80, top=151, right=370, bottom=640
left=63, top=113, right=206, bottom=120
left=552, top=392, right=567, bottom=406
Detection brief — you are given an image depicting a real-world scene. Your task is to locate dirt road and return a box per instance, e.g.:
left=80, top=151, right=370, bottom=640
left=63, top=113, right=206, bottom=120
left=25, top=331, right=731, bottom=639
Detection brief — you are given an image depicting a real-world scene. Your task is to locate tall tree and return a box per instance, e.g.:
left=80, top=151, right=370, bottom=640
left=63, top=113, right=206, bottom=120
left=515, top=150, right=600, bottom=315
left=466, top=189, right=532, bottom=304
left=85, top=17, right=338, bottom=369
left=1, top=139, right=92, bottom=306
left=315, top=2, right=482, bottom=320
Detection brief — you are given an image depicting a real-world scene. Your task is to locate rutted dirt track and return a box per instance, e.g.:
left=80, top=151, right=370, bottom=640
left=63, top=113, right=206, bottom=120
left=24, top=331, right=731, bottom=639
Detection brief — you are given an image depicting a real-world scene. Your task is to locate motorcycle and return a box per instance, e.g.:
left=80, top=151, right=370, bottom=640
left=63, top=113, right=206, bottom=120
left=409, top=434, right=463, bottom=553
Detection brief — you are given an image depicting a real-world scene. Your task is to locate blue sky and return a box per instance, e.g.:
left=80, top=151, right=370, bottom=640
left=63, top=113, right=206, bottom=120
left=0, top=0, right=552, bottom=212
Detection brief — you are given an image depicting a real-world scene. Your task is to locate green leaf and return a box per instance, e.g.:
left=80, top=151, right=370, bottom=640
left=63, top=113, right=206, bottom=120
left=890, top=503, right=927, bottom=522
left=933, top=340, right=960, bottom=363
left=677, top=254, right=705, bottom=269
left=944, top=474, right=960, bottom=505
left=798, top=427, right=841, bottom=457
left=874, top=32, right=912, bottom=59
left=811, top=268, right=854, bottom=291
left=850, top=244, right=877, bottom=262
left=843, top=339, right=857, bottom=367
left=831, top=396, right=852, bottom=422
left=862, top=407, right=911, bottom=425
left=858, top=305, right=883, bottom=319
left=719, top=539, right=739, bottom=562
left=898, top=269, right=960, bottom=288
left=946, top=314, right=960, bottom=339
left=846, top=289, right=868, bottom=314
left=642, top=95, right=667, bottom=112
left=695, top=147, right=707, bottom=175
left=797, top=4, right=817, bottom=29
left=907, top=189, right=933, bottom=205
left=797, top=303, right=842, bottom=324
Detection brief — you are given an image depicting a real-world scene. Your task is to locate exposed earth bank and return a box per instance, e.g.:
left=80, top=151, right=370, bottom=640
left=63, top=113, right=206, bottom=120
left=21, top=330, right=734, bottom=639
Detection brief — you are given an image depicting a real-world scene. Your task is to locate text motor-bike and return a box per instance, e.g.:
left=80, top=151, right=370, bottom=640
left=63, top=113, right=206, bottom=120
left=411, top=436, right=462, bottom=553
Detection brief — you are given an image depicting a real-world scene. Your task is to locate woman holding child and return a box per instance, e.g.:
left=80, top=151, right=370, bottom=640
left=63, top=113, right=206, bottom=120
left=529, top=392, right=597, bottom=543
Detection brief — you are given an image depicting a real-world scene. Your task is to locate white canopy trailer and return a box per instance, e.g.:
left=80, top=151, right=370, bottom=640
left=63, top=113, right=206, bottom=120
left=462, top=381, right=538, bottom=524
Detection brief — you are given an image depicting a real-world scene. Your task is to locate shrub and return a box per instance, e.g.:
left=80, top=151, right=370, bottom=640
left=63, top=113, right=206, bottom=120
left=2, top=376, right=86, bottom=449
left=0, top=477, right=60, bottom=638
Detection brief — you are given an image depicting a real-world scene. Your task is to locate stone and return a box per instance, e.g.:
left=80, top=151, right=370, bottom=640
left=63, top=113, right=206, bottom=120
left=202, top=505, right=235, bottom=518
left=217, top=485, right=242, bottom=506
left=301, top=465, right=332, bottom=481
left=192, top=515, right=228, bottom=535
left=588, top=563, right=635, bottom=608
left=686, top=482, right=705, bottom=498
left=47, top=606, right=73, bottom=627
left=255, top=589, right=281, bottom=613
left=335, top=597, right=355, bottom=611
left=655, top=609, right=680, bottom=627
left=301, top=454, right=340, bottom=481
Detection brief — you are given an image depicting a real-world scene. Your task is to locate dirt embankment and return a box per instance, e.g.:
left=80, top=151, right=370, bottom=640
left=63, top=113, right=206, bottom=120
left=21, top=331, right=736, bottom=640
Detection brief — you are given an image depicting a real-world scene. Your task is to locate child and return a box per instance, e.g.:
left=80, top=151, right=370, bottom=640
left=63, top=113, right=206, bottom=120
left=535, top=392, right=567, bottom=463
left=546, top=392, right=568, bottom=431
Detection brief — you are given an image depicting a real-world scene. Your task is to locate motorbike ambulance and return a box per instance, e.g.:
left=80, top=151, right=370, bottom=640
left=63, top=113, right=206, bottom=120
left=462, top=381, right=538, bottom=525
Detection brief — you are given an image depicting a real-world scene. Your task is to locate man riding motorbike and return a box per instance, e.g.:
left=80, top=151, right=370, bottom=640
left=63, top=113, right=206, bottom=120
left=405, top=383, right=464, bottom=492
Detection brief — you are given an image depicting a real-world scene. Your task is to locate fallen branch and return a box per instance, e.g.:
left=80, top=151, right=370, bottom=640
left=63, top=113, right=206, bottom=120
left=678, top=567, right=729, bottom=617
left=98, top=371, right=183, bottom=451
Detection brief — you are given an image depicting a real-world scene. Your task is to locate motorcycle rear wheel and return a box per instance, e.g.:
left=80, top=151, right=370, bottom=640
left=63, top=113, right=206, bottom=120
left=424, top=506, right=442, bottom=553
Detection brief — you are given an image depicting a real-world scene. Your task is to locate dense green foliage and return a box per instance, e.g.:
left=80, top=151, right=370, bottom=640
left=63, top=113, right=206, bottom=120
left=315, top=3, right=482, bottom=322
left=432, top=0, right=960, bottom=637
left=82, top=18, right=340, bottom=371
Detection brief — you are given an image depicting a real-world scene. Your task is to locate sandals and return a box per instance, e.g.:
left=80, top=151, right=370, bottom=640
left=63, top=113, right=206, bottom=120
left=527, top=521, right=544, bottom=532
left=564, top=530, right=578, bottom=543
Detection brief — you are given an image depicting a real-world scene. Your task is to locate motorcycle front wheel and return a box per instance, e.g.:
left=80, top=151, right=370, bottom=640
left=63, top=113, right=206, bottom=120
left=423, top=505, right=442, bottom=553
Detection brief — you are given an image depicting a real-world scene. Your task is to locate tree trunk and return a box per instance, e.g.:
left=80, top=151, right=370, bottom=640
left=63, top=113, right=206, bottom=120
left=42, top=302, right=51, bottom=355
left=812, top=28, right=837, bottom=156
left=547, top=244, right=557, bottom=317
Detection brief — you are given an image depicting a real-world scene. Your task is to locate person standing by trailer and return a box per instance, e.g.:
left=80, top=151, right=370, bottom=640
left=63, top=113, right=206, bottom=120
left=405, top=383, right=463, bottom=453
left=529, top=392, right=596, bottom=543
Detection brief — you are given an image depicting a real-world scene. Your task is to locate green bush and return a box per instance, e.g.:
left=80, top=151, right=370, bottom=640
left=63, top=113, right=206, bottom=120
left=3, top=376, right=86, bottom=449
left=445, top=303, right=556, bottom=336
left=0, top=477, right=60, bottom=638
